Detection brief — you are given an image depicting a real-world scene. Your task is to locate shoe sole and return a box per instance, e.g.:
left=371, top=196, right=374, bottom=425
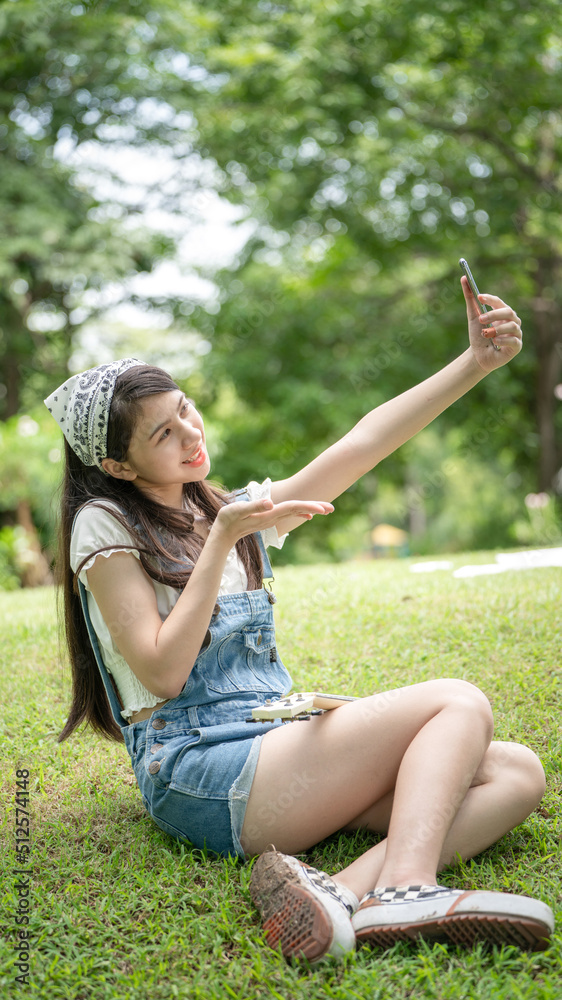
left=250, top=853, right=335, bottom=961
left=355, top=913, right=552, bottom=951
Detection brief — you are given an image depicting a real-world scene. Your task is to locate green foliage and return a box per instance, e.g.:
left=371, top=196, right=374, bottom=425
left=172, top=0, right=562, bottom=505
left=399, top=428, right=530, bottom=553
left=1, top=0, right=561, bottom=561
left=0, top=526, right=21, bottom=590
left=0, top=408, right=63, bottom=554
left=279, top=427, right=562, bottom=562
left=367, top=427, right=562, bottom=555
left=0, top=0, right=182, bottom=416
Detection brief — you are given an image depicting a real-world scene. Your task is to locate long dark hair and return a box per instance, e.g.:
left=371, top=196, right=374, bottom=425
left=57, top=365, right=263, bottom=743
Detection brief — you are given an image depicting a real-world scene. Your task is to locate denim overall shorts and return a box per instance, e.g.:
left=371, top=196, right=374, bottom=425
left=76, top=492, right=292, bottom=859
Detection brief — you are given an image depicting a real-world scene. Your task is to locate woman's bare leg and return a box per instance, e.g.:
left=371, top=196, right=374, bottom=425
left=332, top=740, right=545, bottom=897
left=241, top=680, right=545, bottom=899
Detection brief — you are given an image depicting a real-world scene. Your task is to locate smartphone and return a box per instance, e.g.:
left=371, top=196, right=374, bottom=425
left=458, top=257, right=499, bottom=350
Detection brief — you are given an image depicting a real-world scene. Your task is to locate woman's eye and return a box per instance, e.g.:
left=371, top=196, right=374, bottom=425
left=159, top=428, right=171, bottom=441
left=181, top=401, right=190, bottom=415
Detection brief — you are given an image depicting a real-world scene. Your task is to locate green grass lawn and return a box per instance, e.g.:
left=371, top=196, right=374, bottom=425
left=1, top=552, right=561, bottom=999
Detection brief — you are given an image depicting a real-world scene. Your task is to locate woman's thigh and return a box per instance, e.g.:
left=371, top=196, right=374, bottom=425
left=240, top=677, right=491, bottom=855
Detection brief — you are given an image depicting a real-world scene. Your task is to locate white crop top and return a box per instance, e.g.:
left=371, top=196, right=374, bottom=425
left=70, top=479, right=286, bottom=720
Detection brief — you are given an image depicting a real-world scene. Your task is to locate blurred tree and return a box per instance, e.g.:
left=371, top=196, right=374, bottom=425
left=1, top=0, right=561, bottom=568
left=170, top=0, right=562, bottom=498
left=0, top=407, right=62, bottom=585
left=0, top=0, right=191, bottom=416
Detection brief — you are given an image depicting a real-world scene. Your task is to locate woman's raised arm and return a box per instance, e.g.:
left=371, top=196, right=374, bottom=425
left=270, top=282, right=522, bottom=533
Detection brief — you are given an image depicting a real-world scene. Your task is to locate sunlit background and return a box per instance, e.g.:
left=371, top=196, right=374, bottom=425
left=0, top=0, right=561, bottom=587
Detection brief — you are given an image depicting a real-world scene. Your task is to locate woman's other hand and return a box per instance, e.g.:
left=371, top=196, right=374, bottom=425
left=214, top=497, right=334, bottom=544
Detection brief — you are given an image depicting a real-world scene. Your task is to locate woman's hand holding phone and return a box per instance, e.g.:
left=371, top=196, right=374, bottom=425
left=459, top=258, right=523, bottom=374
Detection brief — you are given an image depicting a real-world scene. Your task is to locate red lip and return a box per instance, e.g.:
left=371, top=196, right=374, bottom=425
left=184, top=444, right=206, bottom=468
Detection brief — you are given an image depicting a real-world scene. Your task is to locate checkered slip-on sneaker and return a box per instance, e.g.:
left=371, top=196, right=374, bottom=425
left=352, top=883, right=554, bottom=951
left=250, top=849, right=358, bottom=962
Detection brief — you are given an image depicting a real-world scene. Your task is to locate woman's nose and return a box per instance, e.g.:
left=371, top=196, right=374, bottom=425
left=180, top=419, right=200, bottom=445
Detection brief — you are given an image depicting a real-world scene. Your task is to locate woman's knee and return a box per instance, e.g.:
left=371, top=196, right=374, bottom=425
left=429, top=678, right=494, bottom=739
left=483, top=741, right=546, bottom=808
left=506, top=743, right=546, bottom=806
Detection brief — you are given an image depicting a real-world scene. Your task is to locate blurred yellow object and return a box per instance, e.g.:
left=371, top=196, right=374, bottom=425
left=371, top=523, right=409, bottom=558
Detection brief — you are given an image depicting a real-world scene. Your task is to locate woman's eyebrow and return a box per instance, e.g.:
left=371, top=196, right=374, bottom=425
left=148, top=393, right=185, bottom=440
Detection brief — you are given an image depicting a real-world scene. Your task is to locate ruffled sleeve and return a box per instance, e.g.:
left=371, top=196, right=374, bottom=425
left=70, top=502, right=142, bottom=590
left=245, top=478, right=288, bottom=549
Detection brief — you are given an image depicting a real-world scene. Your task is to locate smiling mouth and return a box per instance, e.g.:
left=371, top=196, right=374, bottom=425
left=183, top=445, right=205, bottom=465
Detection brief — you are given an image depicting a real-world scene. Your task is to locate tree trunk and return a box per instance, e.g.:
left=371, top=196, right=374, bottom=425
left=0, top=295, right=31, bottom=419
left=16, top=500, right=53, bottom=587
left=534, top=262, right=562, bottom=492
left=2, top=354, right=22, bottom=419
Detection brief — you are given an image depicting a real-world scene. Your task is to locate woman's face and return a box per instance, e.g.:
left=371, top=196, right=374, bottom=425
left=120, top=390, right=211, bottom=499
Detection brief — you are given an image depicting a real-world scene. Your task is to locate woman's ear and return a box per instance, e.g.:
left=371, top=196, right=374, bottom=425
left=101, top=457, right=137, bottom=481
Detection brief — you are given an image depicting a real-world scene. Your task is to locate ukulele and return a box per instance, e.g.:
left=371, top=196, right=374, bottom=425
left=248, top=691, right=357, bottom=722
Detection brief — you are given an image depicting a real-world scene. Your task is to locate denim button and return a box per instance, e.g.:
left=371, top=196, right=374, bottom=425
left=257, top=633, right=263, bottom=645
left=148, top=760, right=161, bottom=773
left=152, top=718, right=167, bottom=730
left=151, top=743, right=163, bottom=754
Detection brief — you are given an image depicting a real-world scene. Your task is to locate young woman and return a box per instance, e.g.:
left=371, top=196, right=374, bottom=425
left=45, top=278, right=554, bottom=962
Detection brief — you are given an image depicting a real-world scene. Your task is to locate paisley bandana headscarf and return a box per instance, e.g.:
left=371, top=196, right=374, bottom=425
left=44, top=358, right=146, bottom=469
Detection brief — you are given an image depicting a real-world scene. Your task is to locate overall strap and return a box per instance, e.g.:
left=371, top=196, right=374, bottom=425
left=72, top=503, right=127, bottom=731
left=231, top=487, right=274, bottom=582
left=77, top=578, right=127, bottom=730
